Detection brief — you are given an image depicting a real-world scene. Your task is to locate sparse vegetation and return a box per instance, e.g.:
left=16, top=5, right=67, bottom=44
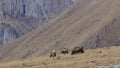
left=1, top=46, right=120, bottom=68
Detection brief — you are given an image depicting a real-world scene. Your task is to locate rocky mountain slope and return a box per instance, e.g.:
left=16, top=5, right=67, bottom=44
left=0, top=0, right=75, bottom=45
left=0, top=0, right=120, bottom=61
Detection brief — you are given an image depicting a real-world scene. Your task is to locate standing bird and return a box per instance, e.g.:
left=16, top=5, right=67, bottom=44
left=49, top=50, right=56, bottom=57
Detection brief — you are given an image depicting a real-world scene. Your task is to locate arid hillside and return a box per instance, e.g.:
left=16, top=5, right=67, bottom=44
left=0, top=0, right=120, bottom=61
left=1, top=46, right=120, bottom=68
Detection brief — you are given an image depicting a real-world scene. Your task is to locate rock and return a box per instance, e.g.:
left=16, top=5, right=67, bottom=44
left=89, top=59, right=96, bottom=63
left=0, top=0, right=75, bottom=45
left=0, top=0, right=75, bottom=19
left=98, top=66, right=113, bottom=68
left=98, top=64, right=120, bottom=68
left=0, top=22, right=22, bottom=45
left=113, top=64, right=120, bottom=68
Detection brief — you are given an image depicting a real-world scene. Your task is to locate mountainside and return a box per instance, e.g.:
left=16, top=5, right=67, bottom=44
left=0, top=0, right=75, bottom=45
left=1, top=46, right=120, bottom=68
left=0, top=0, right=74, bottom=19
left=0, top=0, right=120, bottom=61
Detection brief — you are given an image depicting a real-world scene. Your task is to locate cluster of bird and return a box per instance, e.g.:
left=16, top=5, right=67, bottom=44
left=49, top=46, right=84, bottom=57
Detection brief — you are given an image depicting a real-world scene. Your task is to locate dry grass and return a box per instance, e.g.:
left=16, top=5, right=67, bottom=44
left=1, top=46, right=120, bottom=68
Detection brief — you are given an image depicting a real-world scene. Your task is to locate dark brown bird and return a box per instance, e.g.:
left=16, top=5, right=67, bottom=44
left=71, top=46, right=84, bottom=55
left=61, top=48, right=69, bottom=55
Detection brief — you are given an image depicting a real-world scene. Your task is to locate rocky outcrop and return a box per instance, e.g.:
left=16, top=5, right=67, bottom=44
left=0, top=22, right=22, bottom=45
left=0, top=0, right=75, bottom=19
left=0, top=0, right=75, bottom=45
